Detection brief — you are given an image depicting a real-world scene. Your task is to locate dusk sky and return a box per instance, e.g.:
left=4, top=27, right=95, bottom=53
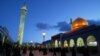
left=0, top=0, right=100, bottom=43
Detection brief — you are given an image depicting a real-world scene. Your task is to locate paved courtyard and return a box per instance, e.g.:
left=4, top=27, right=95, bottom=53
left=21, top=50, right=100, bottom=56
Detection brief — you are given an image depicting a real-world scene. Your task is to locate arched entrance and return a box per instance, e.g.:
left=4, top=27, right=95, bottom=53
left=64, top=40, right=68, bottom=48
left=69, top=39, right=75, bottom=47
left=55, top=40, right=58, bottom=48
left=77, top=37, right=84, bottom=47
left=58, top=41, right=61, bottom=47
left=87, top=35, right=97, bottom=46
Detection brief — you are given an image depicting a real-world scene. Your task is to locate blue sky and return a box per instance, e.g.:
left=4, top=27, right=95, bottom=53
left=0, top=0, right=100, bottom=43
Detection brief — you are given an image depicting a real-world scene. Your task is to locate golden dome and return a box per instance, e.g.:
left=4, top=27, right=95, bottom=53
left=71, top=17, right=88, bottom=30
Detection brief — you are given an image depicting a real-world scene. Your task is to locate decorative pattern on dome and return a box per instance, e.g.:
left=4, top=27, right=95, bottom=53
left=71, top=17, right=88, bottom=30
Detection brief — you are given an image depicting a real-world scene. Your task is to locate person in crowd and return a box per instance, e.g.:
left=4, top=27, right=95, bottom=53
left=6, top=47, right=12, bottom=56
left=29, top=50, right=34, bottom=56
left=72, top=46, right=76, bottom=56
left=13, top=45, right=21, bottom=56
left=29, top=46, right=34, bottom=56
left=22, top=46, right=27, bottom=56
left=83, top=47, right=90, bottom=56
left=53, top=48, right=56, bottom=56
left=43, top=48, right=47, bottom=55
left=61, top=48, right=66, bottom=56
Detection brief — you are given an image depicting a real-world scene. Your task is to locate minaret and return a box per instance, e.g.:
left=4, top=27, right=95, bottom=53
left=70, top=18, right=73, bottom=30
left=18, top=2, right=27, bottom=45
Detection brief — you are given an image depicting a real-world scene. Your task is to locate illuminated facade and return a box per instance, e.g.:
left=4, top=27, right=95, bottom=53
left=43, top=17, right=100, bottom=48
left=18, top=2, right=27, bottom=45
left=0, top=26, right=13, bottom=45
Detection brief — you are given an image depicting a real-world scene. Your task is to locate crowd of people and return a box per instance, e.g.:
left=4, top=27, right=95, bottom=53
left=0, top=42, right=99, bottom=56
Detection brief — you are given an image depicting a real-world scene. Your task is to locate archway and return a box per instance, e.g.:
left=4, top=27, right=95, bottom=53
left=87, top=35, right=97, bottom=46
left=64, top=40, right=68, bottom=48
left=55, top=40, right=58, bottom=48
left=77, top=37, right=84, bottom=47
left=69, top=39, right=75, bottom=47
left=58, top=41, right=61, bottom=47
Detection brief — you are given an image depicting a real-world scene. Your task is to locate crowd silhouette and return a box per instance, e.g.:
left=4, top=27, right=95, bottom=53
left=0, top=42, right=99, bottom=56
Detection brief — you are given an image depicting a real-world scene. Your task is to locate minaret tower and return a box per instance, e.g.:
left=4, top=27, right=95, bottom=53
left=70, top=18, right=73, bottom=30
left=18, top=2, right=27, bottom=45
